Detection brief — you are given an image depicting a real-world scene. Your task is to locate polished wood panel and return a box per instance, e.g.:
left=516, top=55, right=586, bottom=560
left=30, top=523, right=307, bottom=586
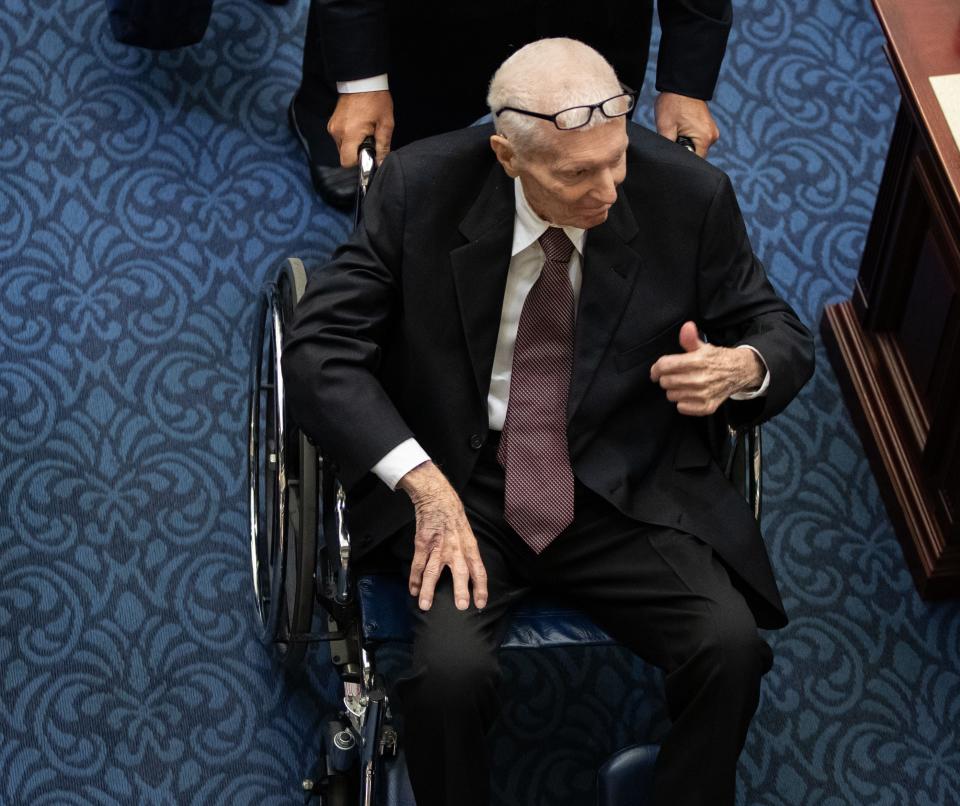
left=872, top=0, right=960, bottom=203
left=822, top=0, right=960, bottom=597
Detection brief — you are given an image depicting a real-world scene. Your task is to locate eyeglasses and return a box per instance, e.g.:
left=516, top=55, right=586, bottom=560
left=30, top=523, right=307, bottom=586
left=494, top=86, right=638, bottom=131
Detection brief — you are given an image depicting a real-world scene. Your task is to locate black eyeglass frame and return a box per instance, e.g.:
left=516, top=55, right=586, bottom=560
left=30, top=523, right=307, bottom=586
left=494, top=85, right=639, bottom=131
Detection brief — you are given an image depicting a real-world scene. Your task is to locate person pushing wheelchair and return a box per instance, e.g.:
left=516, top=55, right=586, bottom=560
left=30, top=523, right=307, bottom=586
left=283, top=38, right=814, bottom=806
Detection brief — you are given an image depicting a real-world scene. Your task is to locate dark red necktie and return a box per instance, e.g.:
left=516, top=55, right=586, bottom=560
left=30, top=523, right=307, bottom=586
left=497, top=227, right=576, bottom=553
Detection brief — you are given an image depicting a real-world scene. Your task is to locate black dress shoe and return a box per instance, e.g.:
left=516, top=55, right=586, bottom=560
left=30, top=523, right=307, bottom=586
left=287, top=94, right=356, bottom=212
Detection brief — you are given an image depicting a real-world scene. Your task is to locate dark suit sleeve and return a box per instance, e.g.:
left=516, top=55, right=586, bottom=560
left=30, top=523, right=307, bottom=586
left=281, top=154, right=414, bottom=487
left=655, top=0, right=732, bottom=100
left=316, top=0, right=389, bottom=82
left=696, top=174, right=814, bottom=425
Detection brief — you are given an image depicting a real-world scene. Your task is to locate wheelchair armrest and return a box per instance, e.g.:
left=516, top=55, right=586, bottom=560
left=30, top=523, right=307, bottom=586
left=706, top=415, right=762, bottom=522
left=285, top=135, right=374, bottom=620
left=317, top=452, right=354, bottom=607
left=597, top=744, right=659, bottom=806
left=314, top=139, right=375, bottom=604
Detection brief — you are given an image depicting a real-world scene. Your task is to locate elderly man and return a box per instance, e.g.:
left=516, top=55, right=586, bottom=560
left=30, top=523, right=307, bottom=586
left=284, top=38, right=813, bottom=806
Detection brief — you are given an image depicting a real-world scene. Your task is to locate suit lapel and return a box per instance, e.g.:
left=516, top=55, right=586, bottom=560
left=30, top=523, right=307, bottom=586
left=450, top=163, right=515, bottom=401
left=450, top=167, right=644, bottom=419
left=567, top=189, right=642, bottom=422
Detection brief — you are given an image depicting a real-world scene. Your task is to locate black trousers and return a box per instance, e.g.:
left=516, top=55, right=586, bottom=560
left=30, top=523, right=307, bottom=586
left=387, top=437, right=772, bottom=806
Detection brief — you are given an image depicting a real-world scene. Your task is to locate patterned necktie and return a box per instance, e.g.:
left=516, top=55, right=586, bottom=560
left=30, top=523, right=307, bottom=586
left=497, top=227, right=576, bottom=553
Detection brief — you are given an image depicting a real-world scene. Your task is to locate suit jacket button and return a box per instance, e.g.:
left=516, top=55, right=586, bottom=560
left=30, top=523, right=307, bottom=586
left=469, top=434, right=484, bottom=450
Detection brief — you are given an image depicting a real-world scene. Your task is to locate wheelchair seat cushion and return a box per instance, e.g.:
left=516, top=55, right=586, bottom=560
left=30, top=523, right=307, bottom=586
left=358, top=574, right=614, bottom=648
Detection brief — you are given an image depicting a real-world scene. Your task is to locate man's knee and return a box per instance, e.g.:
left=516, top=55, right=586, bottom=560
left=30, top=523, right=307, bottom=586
left=401, top=611, right=501, bottom=715
left=425, top=627, right=497, bottom=682
left=680, top=603, right=770, bottom=688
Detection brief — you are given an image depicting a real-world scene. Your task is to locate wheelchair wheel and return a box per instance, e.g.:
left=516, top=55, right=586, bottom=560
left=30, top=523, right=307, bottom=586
left=248, top=257, right=319, bottom=667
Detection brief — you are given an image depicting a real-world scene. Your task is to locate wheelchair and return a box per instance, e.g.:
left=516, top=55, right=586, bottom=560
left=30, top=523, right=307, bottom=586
left=247, top=139, right=763, bottom=806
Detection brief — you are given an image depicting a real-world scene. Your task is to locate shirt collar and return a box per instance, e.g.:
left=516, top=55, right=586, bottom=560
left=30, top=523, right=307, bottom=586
left=511, top=177, right=586, bottom=257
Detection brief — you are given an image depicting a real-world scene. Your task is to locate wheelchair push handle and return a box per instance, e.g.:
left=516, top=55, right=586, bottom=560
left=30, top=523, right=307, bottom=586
left=358, top=136, right=376, bottom=194
left=676, top=135, right=696, bottom=153
left=354, top=135, right=377, bottom=228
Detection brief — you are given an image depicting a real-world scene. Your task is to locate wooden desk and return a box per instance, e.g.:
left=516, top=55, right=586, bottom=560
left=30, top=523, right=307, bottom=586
left=822, top=0, right=960, bottom=596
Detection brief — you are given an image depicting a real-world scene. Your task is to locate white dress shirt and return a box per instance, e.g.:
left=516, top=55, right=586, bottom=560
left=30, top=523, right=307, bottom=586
left=370, top=177, right=769, bottom=490
left=337, top=74, right=390, bottom=94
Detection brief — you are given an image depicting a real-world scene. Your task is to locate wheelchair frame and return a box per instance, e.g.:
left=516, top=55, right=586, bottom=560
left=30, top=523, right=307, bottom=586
left=247, top=139, right=762, bottom=804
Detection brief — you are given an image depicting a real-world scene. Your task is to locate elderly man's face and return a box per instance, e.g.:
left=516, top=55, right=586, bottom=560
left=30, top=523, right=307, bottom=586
left=493, top=119, right=629, bottom=229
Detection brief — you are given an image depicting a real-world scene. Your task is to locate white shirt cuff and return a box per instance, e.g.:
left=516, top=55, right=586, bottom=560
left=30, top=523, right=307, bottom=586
left=729, top=345, right=770, bottom=400
left=370, top=438, right=430, bottom=490
left=337, top=74, right=389, bottom=94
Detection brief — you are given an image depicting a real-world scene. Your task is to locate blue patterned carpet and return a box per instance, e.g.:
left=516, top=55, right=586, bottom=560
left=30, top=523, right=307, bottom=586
left=1, top=1, right=958, bottom=804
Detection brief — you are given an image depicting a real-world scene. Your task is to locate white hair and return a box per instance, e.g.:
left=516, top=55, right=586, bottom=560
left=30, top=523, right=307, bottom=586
left=486, top=38, right=623, bottom=156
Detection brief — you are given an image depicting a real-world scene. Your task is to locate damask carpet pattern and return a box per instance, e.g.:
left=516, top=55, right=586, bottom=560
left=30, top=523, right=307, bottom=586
left=0, top=1, right=957, bottom=805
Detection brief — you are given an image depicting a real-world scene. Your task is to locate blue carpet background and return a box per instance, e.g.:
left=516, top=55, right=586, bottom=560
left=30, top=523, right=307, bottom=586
left=1, top=0, right=959, bottom=804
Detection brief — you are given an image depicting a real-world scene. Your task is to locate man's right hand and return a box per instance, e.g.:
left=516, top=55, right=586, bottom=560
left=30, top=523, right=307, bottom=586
left=326, top=90, right=394, bottom=167
left=397, top=462, right=488, bottom=612
left=654, top=92, right=720, bottom=158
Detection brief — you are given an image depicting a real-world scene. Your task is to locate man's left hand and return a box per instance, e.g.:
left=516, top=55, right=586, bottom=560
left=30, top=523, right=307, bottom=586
left=650, top=322, right=763, bottom=416
left=654, top=93, right=719, bottom=158
left=327, top=89, right=395, bottom=167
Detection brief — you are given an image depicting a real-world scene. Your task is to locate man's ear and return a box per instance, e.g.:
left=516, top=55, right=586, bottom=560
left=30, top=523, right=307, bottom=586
left=490, top=134, right=519, bottom=177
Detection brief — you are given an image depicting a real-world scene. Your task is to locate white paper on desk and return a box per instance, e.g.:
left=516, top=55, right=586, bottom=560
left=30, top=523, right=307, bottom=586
left=930, top=73, right=960, bottom=153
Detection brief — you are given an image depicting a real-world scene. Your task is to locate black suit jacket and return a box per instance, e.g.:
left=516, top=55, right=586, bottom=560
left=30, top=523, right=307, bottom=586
left=283, top=123, right=814, bottom=629
left=305, top=0, right=732, bottom=148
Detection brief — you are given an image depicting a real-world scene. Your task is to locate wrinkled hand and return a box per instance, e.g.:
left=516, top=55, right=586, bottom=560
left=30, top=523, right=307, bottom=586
left=397, top=462, right=488, bottom=612
left=654, top=92, right=720, bottom=158
left=327, top=90, right=394, bottom=167
left=650, top=322, right=763, bottom=416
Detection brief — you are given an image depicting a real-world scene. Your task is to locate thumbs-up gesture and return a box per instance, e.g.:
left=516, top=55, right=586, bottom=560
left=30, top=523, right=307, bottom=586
left=649, top=321, right=764, bottom=416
